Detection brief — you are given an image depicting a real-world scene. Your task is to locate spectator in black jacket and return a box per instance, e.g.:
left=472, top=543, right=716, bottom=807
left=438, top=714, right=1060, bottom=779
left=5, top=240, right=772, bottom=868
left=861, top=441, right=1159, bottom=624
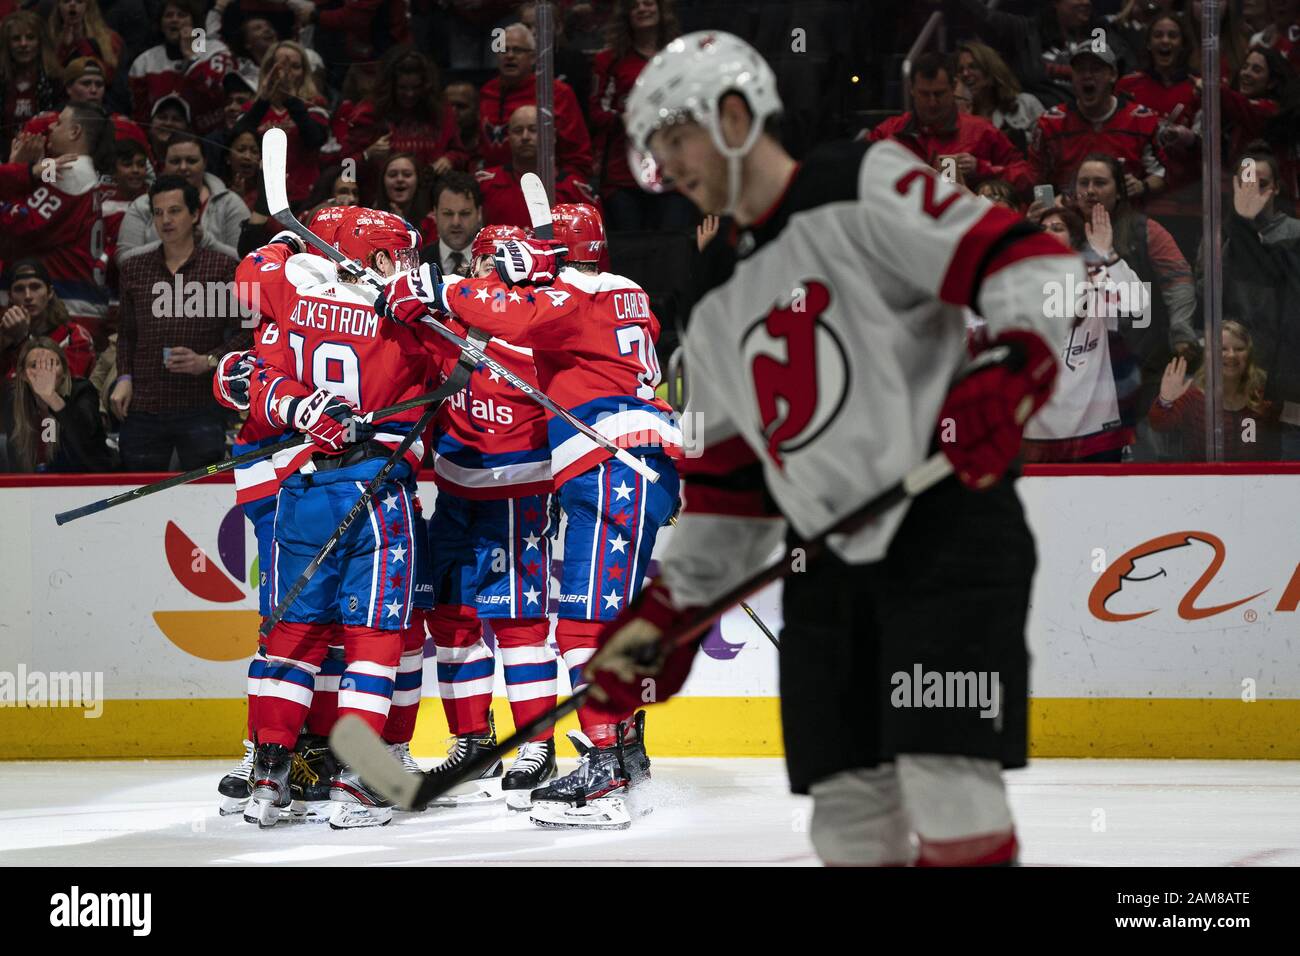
left=2, top=336, right=110, bottom=472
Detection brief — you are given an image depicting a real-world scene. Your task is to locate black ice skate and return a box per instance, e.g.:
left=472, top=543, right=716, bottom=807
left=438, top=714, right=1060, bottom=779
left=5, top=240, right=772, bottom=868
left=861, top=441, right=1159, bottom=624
left=244, top=742, right=293, bottom=829
left=501, top=738, right=557, bottom=811
left=528, top=711, right=651, bottom=830
left=286, top=733, right=338, bottom=820
left=217, top=739, right=254, bottom=816
left=423, top=711, right=504, bottom=807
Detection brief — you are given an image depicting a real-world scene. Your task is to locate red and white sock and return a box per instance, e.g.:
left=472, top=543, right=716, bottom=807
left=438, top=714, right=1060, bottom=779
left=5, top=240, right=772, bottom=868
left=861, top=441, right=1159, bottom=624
left=494, top=618, right=555, bottom=742
left=429, top=604, right=493, bottom=736
left=382, top=611, right=429, bottom=744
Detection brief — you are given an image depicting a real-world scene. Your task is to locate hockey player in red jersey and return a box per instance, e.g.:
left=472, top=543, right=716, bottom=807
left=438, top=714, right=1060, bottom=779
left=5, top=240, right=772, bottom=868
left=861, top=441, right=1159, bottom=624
left=378, top=203, right=681, bottom=829
left=414, top=223, right=562, bottom=809
left=582, top=32, right=1087, bottom=865
left=236, top=206, right=437, bottom=829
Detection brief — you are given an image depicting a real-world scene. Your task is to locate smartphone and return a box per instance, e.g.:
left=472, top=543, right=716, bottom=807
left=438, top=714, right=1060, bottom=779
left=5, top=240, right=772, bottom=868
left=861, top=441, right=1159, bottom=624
left=1033, top=184, right=1055, bottom=208
left=162, top=346, right=172, bottom=367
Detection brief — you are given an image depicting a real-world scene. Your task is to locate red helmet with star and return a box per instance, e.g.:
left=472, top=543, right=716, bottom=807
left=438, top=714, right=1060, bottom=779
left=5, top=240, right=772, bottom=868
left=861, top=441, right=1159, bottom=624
left=550, top=203, right=605, bottom=262
left=334, top=206, right=420, bottom=273
left=470, top=223, right=530, bottom=260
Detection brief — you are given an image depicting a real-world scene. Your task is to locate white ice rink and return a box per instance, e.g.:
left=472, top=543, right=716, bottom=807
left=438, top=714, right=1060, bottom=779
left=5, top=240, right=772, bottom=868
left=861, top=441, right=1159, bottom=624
left=2, top=758, right=1298, bottom=866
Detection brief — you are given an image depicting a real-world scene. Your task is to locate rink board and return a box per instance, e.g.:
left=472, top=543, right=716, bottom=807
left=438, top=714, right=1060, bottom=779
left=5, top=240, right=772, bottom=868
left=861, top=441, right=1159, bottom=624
left=1, top=468, right=1298, bottom=759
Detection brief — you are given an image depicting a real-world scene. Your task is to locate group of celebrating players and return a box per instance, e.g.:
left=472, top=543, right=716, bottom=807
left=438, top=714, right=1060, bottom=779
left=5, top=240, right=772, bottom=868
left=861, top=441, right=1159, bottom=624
left=211, top=196, right=681, bottom=831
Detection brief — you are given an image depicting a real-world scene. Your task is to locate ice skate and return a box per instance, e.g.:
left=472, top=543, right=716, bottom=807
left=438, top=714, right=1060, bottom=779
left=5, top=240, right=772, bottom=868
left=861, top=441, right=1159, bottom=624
left=501, top=738, right=557, bottom=811
left=423, top=712, right=504, bottom=807
left=328, top=766, right=394, bottom=829
left=217, top=739, right=254, bottom=816
left=244, top=742, right=293, bottom=829
left=528, top=712, right=650, bottom=830
left=286, top=734, right=337, bottom=821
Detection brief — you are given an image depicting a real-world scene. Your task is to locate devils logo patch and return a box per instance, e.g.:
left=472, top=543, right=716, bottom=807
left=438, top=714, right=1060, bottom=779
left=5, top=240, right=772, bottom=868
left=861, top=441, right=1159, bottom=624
left=742, top=280, right=849, bottom=467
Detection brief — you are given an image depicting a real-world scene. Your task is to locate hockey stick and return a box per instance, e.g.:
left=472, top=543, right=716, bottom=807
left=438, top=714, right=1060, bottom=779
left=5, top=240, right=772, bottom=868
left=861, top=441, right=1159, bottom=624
left=260, top=130, right=660, bottom=486
left=519, top=172, right=553, bottom=239
left=258, top=399, right=442, bottom=639
left=329, top=451, right=955, bottom=811
left=54, top=387, right=465, bottom=526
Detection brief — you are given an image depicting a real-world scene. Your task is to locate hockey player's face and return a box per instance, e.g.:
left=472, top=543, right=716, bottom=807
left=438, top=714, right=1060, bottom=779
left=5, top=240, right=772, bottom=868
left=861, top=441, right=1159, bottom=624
left=649, top=121, right=727, bottom=214
left=10, top=278, right=50, bottom=319
left=1239, top=52, right=1269, bottom=97
left=8, top=28, right=39, bottom=65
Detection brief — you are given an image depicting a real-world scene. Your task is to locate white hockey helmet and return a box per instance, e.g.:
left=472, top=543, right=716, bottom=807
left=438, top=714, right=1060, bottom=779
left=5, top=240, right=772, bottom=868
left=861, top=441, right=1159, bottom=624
left=623, top=31, right=781, bottom=212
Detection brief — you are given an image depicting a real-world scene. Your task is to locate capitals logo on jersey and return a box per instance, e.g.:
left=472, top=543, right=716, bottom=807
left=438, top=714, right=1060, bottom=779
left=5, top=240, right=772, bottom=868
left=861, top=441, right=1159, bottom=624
left=742, top=280, right=849, bottom=467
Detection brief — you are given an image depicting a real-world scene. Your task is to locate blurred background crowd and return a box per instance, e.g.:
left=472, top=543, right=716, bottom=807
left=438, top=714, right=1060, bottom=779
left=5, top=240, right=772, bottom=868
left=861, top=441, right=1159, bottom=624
left=1, top=0, right=1297, bottom=472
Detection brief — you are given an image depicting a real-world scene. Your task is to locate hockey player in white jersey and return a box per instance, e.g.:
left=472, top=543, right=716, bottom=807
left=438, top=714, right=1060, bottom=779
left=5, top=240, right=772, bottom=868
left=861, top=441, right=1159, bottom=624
left=583, top=32, right=1088, bottom=866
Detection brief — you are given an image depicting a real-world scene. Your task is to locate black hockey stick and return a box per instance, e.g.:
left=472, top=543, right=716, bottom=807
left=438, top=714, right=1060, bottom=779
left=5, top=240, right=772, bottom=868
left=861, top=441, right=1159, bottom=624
left=258, top=399, right=442, bottom=640
left=54, top=387, right=469, bottom=526
left=329, top=451, right=955, bottom=811
left=259, top=130, right=660, bottom=486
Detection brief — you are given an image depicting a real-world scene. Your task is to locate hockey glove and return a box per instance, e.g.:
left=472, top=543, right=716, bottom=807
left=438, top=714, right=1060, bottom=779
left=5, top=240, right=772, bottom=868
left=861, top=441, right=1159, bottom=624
left=274, top=386, right=375, bottom=454
left=937, top=330, right=1057, bottom=490
left=268, top=230, right=307, bottom=254
left=213, top=349, right=255, bottom=410
left=376, top=263, right=443, bottom=328
left=584, top=580, right=701, bottom=712
left=493, top=238, right=567, bottom=286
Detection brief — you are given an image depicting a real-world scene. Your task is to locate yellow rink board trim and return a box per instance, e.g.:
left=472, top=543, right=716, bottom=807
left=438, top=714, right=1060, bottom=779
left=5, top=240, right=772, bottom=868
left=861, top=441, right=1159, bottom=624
left=2, top=697, right=1300, bottom=760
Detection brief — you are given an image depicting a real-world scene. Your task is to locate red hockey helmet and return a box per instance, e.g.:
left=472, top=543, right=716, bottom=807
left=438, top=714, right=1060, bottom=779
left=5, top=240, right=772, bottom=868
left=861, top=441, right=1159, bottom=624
left=470, top=223, right=530, bottom=260
left=334, top=206, right=420, bottom=274
left=550, top=203, right=605, bottom=262
left=307, top=204, right=356, bottom=255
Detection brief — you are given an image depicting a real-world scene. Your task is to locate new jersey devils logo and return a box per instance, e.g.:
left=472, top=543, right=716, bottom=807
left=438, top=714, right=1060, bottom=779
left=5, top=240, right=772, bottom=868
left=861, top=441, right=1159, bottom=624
left=743, top=281, right=849, bottom=467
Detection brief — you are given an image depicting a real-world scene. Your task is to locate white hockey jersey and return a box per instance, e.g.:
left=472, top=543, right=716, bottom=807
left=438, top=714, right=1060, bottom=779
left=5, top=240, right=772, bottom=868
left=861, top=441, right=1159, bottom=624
left=661, top=139, right=1087, bottom=608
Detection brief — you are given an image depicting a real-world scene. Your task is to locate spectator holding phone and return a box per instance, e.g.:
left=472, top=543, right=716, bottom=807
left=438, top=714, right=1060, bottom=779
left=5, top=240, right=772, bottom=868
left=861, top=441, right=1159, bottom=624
left=1, top=336, right=110, bottom=472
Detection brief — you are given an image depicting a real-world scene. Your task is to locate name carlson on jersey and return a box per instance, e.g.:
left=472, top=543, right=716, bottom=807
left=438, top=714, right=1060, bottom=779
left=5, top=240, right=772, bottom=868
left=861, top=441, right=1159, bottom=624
left=612, top=291, right=651, bottom=321
left=287, top=299, right=381, bottom=338
left=448, top=389, right=515, bottom=426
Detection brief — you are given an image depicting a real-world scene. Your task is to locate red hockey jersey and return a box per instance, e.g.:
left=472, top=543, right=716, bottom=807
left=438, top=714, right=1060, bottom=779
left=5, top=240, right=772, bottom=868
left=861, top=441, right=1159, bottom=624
left=1030, top=98, right=1166, bottom=191
left=424, top=318, right=551, bottom=500
left=477, top=76, right=592, bottom=177
left=475, top=163, right=598, bottom=232
left=0, top=156, right=108, bottom=333
left=436, top=268, right=681, bottom=486
left=238, top=241, right=435, bottom=487
left=127, top=43, right=235, bottom=136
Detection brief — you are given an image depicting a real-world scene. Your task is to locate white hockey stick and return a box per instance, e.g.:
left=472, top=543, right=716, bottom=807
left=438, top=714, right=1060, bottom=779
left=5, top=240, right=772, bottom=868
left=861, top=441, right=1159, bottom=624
left=261, top=130, right=660, bottom=485
left=519, top=172, right=553, bottom=239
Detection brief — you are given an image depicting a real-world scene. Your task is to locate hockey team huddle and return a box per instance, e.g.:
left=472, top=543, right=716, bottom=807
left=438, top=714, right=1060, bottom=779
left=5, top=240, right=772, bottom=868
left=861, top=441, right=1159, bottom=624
left=178, top=30, right=1089, bottom=864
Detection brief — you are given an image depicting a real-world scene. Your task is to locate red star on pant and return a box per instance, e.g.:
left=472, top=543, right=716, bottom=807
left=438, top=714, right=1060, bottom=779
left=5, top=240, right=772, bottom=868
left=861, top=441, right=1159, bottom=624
left=607, top=564, right=626, bottom=581
left=523, top=507, right=540, bottom=523
left=524, top=560, right=541, bottom=577
left=609, top=510, right=630, bottom=526
left=388, top=573, right=403, bottom=590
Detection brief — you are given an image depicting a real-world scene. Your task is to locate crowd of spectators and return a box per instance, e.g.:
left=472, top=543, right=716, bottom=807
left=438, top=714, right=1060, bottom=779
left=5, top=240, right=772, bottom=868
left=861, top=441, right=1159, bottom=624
left=0, top=0, right=1297, bottom=472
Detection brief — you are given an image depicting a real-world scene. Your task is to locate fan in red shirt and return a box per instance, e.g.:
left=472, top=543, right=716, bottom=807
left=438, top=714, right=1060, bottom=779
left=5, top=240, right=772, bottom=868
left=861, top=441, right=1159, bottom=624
left=127, top=0, right=235, bottom=137
left=867, top=52, right=1035, bottom=195
left=0, top=259, right=95, bottom=381
left=231, top=41, right=329, bottom=206
left=22, top=57, right=147, bottom=150
left=477, top=105, right=598, bottom=233
left=47, top=0, right=124, bottom=82
left=478, top=22, right=592, bottom=178
left=338, top=46, right=468, bottom=197
left=1031, top=43, right=1167, bottom=200
left=590, top=0, right=681, bottom=207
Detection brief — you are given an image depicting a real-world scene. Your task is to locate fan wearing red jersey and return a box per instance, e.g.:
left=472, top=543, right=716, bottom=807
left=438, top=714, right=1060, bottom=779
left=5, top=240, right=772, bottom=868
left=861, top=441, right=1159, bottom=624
left=380, top=203, right=681, bottom=829
left=236, top=206, right=435, bottom=831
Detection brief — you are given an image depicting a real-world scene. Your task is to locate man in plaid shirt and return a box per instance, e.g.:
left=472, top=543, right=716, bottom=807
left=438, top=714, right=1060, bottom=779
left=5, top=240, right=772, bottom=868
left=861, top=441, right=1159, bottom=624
left=111, top=175, right=251, bottom=470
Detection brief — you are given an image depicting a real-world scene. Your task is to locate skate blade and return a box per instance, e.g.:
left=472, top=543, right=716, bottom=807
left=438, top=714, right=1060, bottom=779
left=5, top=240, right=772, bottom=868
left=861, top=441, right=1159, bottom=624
left=428, top=776, right=503, bottom=808
left=528, top=797, right=632, bottom=830
left=328, top=804, right=394, bottom=829
left=245, top=797, right=285, bottom=829
left=503, top=789, right=535, bottom=812
left=218, top=795, right=250, bottom=816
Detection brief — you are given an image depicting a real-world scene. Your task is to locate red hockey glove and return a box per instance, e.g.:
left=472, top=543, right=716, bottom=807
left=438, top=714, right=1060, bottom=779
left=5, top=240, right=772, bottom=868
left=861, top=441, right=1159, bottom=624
left=585, top=580, right=702, bottom=713
left=274, top=387, right=374, bottom=454
left=376, top=263, right=443, bottom=328
left=937, top=330, right=1057, bottom=489
left=493, top=238, right=567, bottom=286
left=213, top=349, right=255, bottom=410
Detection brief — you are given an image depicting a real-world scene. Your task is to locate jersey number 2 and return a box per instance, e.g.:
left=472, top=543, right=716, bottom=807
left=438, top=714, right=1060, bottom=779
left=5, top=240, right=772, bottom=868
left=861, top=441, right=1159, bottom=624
left=893, top=169, right=961, bottom=219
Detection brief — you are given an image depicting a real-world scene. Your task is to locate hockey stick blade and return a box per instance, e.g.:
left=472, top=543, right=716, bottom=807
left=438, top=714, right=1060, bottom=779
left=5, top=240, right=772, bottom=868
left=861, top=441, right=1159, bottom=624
left=329, top=715, right=423, bottom=809
left=262, top=128, right=290, bottom=218
left=519, top=172, right=553, bottom=239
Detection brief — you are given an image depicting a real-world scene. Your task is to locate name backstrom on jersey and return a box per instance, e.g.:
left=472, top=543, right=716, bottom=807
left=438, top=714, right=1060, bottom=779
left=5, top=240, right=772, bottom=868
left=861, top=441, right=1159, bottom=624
left=287, top=300, right=381, bottom=338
